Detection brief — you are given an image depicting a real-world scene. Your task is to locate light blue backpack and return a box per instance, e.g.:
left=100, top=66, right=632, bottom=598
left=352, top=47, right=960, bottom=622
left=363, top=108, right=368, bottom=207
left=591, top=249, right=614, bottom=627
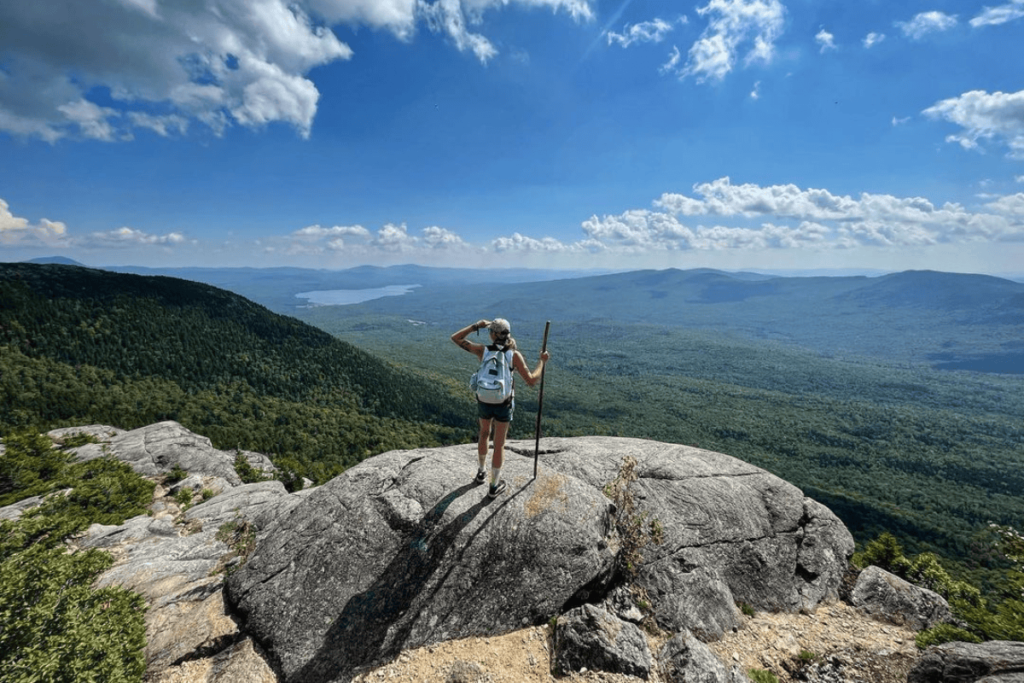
left=471, top=347, right=514, bottom=404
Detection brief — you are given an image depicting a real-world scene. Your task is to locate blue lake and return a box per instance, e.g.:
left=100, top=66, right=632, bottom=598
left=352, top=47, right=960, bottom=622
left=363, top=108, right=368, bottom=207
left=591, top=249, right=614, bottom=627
left=295, top=284, right=420, bottom=306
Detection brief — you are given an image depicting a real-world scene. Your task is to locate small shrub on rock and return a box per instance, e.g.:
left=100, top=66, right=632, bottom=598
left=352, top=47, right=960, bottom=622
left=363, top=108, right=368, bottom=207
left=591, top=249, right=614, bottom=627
left=748, top=668, right=779, bottom=683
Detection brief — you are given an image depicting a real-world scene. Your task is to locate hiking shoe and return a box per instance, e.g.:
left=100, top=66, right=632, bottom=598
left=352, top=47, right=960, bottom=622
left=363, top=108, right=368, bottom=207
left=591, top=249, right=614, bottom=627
left=474, top=468, right=486, bottom=484
left=488, top=480, right=507, bottom=498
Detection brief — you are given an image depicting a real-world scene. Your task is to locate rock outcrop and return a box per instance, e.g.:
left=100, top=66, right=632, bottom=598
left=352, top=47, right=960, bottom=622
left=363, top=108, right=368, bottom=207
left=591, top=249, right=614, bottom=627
left=852, top=565, right=954, bottom=631
left=51, top=421, right=275, bottom=484
left=554, top=604, right=652, bottom=679
left=908, top=640, right=1024, bottom=682
left=226, top=436, right=855, bottom=682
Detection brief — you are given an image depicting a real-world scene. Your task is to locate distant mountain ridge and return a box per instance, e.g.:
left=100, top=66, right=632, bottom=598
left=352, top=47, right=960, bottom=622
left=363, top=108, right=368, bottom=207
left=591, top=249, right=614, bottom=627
left=306, top=266, right=1024, bottom=373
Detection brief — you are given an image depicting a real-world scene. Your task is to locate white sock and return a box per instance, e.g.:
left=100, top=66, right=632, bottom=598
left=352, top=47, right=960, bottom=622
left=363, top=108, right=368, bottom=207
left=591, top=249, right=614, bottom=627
left=478, top=453, right=486, bottom=470
left=490, top=466, right=501, bottom=485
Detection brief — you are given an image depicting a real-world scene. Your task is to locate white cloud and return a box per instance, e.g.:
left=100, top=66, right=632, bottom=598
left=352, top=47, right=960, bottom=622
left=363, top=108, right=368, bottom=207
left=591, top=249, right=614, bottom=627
left=491, top=232, right=577, bottom=253
left=660, top=46, right=683, bottom=74
left=896, top=11, right=958, bottom=40
left=663, top=0, right=786, bottom=83
left=284, top=221, right=472, bottom=256
left=1016, top=175, right=1024, bottom=183
left=986, top=193, right=1024, bottom=217
left=970, top=0, right=1024, bottom=27
left=84, top=226, right=187, bottom=247
left=0, top=198, right=69, bottom=246
left=293, top=224, right=371, bottom=239
left=422, top=225, right=466, bottom=247
left=815, top=29, right=837, bottom=53
left=607, top=18, right=676, bottom=48
left=863, top=31, right=885, bottom=48
left=0, top=0, right=596, bottom=142
left=750, top=80, right=761, bottom=100
left=923, top=89, right=1024, bottom=158
left=574, top=177, right=1024, bottom=254
left=892, top=115, right=911, bottom=126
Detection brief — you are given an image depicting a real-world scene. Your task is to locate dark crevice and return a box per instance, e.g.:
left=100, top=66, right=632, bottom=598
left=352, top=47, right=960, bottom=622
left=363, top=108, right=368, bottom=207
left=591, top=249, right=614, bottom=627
left=169, top=631, right=246, bottom=668
left=560, top=565, right=621, bottom=614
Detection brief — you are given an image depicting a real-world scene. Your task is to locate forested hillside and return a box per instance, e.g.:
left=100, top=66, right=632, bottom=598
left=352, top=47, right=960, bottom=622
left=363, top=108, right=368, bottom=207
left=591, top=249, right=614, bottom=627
left=0, top=263, right=476, bottom=482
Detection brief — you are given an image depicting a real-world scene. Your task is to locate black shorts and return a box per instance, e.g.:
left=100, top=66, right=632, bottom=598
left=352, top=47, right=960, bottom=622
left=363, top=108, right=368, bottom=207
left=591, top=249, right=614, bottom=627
left=477, top=399, right=514, bottom=423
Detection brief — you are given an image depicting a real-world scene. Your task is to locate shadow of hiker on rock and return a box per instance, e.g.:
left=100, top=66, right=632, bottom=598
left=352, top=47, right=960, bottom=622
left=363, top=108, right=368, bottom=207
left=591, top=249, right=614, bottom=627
left=294, top=480, right=519, bottom=682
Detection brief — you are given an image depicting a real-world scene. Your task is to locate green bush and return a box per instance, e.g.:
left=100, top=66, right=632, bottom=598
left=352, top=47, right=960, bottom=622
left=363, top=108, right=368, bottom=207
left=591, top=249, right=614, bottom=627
left=233, top=453, right=270, bottom=484
left=0, top=543, right=147, bottom=682
left=0, top=429, right=154, bottom=682
left=58, top=458, right=156, bottom=526
left=0, top=431, right=72, bottom=506
left=174, top=487, right=193, bottom=509
left=748, top=668, right=779, bottom=683
left=916, top=623, right=982, bottom=649
left=164, top=464, right=187, bottom=485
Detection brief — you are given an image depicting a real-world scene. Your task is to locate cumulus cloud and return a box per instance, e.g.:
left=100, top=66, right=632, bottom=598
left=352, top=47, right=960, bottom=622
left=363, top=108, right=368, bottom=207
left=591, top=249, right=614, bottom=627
left=607, top=18, right=677, bottom=47
left=923, top=89, right=1024, bottom=158
left=896, top=11, right=958, bottom=40
left=970, top=0, right=1024, bottom=27
left=863, top=31, right=885, bottom=48
left=0, top=199, right=69, bottom=246
left=284, top=221, right=471, bottom=256
left=0, top=0, right=595, bottom=142
left=83, top=226, right=188, bottom=247
left=662, top=0, right=786, bottom=83
left=576, top=177, right=1024, bottom=254
left=815, top=29, right=837, bottom=53
left=986, top=193, right=1024, bottom=217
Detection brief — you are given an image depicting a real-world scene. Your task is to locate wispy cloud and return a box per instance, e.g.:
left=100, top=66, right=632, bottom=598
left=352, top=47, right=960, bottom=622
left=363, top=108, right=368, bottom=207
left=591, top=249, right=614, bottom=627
left=606, top=18, right=679, bottom=47
left=815, top=29, right=837, bottom=53
left=863, top=32, right=885, bottom=48
left=923, top=89, right=1024, bottom=158
left=662, top=0, right=786, bottom=83
left=0, top=0, right=597, bottom=143
left=970, top=0, right=1024, bottom=27
left=896, top=11, right=958, bottom=40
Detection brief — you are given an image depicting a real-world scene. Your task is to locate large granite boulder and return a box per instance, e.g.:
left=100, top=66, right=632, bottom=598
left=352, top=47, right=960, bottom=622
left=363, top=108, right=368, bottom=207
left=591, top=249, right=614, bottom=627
left=908, top=640, right=1024, bottom=683
left=227, top=436, right=855, bottom=682
left=530, top=437, right=855, bottom=636
left=852, top=565, right=953, bottom=630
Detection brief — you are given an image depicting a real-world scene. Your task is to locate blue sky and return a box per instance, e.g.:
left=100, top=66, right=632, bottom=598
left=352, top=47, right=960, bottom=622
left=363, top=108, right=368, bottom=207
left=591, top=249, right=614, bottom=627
left=2, top=0, right=1023, bottom=275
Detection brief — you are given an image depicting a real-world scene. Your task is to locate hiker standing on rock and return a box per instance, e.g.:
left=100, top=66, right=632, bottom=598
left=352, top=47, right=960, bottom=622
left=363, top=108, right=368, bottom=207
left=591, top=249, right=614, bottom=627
left=451, top=318, right=549, bottom=498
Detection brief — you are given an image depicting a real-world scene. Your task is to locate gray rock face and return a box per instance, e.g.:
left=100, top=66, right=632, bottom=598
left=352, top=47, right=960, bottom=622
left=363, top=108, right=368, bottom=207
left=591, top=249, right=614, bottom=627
left=226, top=436, right=855, bottom=682
left=852, top=565, right=953, bottom=630
left=54, top=421, right=274, bottom=484
left=555, top=604, right=652, bottom=679
left=78, top=480, right=303, bottom=677
left=227, top=444, right=618, bottom=682
left=535, top=437, right=855, bottom=636
left=659, top=629, right=751, bottom=683
left=908, top=640, right=1024, bottom=683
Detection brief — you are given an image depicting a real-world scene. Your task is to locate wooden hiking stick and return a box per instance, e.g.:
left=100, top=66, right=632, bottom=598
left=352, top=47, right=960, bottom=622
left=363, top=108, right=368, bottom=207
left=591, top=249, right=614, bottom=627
left=533, top=321, right=551, bottom=478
